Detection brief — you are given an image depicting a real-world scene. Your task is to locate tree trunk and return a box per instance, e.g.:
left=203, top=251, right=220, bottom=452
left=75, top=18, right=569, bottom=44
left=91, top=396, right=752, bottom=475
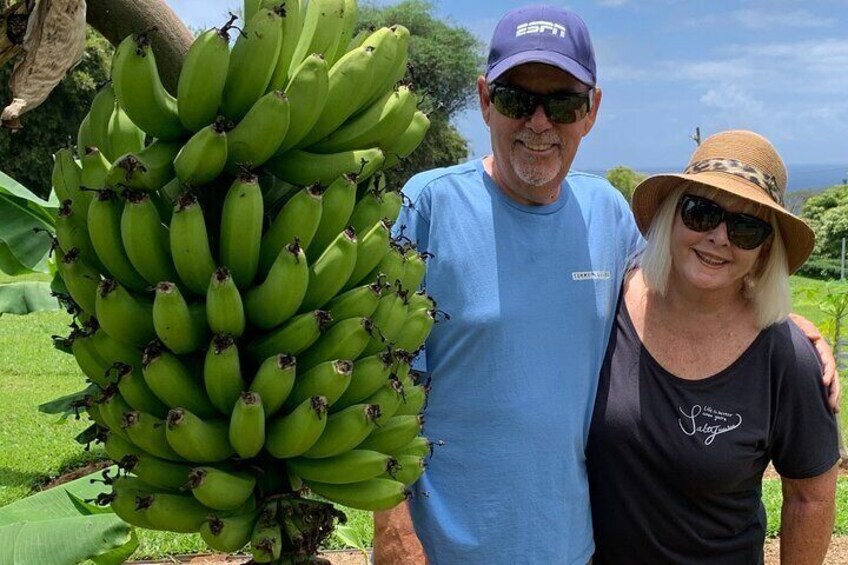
left=85, top=0, right=192, bottom=94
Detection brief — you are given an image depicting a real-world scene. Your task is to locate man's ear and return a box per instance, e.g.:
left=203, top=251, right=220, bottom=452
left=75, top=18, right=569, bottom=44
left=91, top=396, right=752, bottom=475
left=581, top=87, right=602, bottom=137
left=477, top=76, right=492, bottom=125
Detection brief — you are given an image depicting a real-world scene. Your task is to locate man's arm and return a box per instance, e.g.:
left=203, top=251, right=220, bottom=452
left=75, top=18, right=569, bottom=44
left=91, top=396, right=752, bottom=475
left=779, top=464, right=838, bottom=564
left=789, top=313, right=840, bottom=412
left=374, top=502, right=428, bottom=565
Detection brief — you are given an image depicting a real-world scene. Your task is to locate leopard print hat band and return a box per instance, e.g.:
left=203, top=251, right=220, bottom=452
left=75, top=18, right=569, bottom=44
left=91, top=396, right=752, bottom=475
left=682, top=158, right=783, bottom=206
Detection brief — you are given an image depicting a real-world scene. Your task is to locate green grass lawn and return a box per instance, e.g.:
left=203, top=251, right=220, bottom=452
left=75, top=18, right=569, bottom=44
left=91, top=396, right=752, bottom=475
left=0, top=275, right=843, bottom=558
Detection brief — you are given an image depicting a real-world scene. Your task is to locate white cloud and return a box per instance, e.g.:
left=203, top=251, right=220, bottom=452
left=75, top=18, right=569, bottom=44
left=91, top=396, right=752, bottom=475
left=700, top=85, right=764, bottom=114
left=731, top=9, right=836, bottom=29
left=598, top=0, right=629, bottom=7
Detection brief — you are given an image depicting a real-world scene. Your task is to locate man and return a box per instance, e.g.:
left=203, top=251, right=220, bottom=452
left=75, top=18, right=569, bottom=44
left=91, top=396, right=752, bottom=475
left=374, top=5, right=839, bottom=564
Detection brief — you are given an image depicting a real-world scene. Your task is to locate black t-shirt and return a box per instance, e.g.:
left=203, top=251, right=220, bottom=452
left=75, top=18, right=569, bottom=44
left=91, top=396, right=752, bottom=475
left=587, top=298, right=839, bottom=565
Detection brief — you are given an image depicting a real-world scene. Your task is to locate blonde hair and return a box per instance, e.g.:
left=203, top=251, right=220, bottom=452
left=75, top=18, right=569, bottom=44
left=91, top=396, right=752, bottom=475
left=639, top=183, right=791, bottom=329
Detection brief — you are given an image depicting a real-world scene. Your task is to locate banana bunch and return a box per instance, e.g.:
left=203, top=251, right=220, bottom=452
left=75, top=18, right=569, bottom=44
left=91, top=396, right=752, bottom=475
left=49, top=0, right=442, bottom=559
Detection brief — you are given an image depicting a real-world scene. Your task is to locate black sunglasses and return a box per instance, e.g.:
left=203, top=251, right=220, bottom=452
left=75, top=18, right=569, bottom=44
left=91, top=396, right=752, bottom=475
left=488, top=83, right=593, bottom=124
left=679, top=195, right=773, bottom=250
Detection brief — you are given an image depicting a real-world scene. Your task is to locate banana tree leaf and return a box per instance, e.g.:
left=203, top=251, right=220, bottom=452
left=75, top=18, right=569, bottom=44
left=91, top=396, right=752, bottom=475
left=0, top=514, right=134, bottom=565
left=0, top=281, right=60, bottom=314
left=38, top=384, right=100, bottom=417
left=0, top=170, right=58, bottom=275
left=0, top=467, right=137, bottom=565
left=0, top=467, right=117, bottom=526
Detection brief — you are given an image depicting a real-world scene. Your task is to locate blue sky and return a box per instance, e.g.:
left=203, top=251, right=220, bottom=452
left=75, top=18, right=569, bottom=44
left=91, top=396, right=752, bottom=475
left=171, top=0, right=848, bottom=181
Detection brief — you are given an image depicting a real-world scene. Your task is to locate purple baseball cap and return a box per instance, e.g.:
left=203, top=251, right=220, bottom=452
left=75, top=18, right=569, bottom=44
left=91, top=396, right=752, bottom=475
left=485, top=5, right=597, bottom=86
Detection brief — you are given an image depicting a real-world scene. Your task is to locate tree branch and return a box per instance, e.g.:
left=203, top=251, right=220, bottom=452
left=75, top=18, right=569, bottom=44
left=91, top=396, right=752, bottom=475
left=85, top=0, right=192, bottom=94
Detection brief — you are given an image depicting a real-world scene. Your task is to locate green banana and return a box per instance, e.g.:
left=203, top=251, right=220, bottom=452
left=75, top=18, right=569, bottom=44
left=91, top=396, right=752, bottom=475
left=407, top=289, right=436, bottom=315
left=76, top=113, right=93, bottom=154
left=95, top=279, right=155, bottom=347
left=90, top=321, right=144, bottom=372
left=245, top=240, right=308, bottom=329
left=103, top=430, right=144, bottom=462
left=201, top=511, right=257, bottom=552
left=333, top=350, right=395, bottom=410
left=249, top=354, right=296, bottom=417
left=70, top=329, right=111, bottom=388
left=265, top=0, right=302, bottom=90
left=267, top=146, right=384, bottom=187
left=390, top=435, right=434, bottom=459
left=312, top=85, right=416, bottom=154
left=165, top=408, right=235, bottom=463
left=297, top=45, right=377, bottom=147
left=107, top=100, right=146, bottom=160
left=177, top=25, right=233, bottom=132
left=383, top=25, right=411, bottom=93
left=362, top=377, right=405, bottom=425
left=226, top=90, right=290, bottom=169
left=394, top=308, right=436, bottom=353
left=173, top=118, right=229, bottom=187
left=347, top=181, right=384, bottom=236
left=361, top=288, right=409, bottom=356
left=258, top=185, right=323, bottom=278
left=359, top=415, right=425, bottom=454
left=58, top=248, right=100, bottom=317
left=87, top=190, right=148, bottom=292
left=301, top=403, right=380, bottom=459
left=52, top=148, right=89, bottom=216
left=80, top=146, right=111, bottom=190
left=276, top=53, right=329, bottom=153
left=297, top=317, right=373, bottom=373
left=265, top=396, right=329, bottom=458
left=247, top=310, right=332, bottom=362
left=229, top=391, right=265, bottom=458
left=220, top=172, right=264, bottom=289
left=121, top=191, right=178, bottom=285
left=142, top=491, right=211, bottom=533
left=206, top=267, right=246, bottom=337
left=142, top=342, right=218, bottom=418
left=289, top=449, right=394, bottom=485
left=385, top=454, right=426, bottom=486
left=244, top=0, right=262, bottom=25
left=400, top=248, right=428, bottom=291
left=306, top=174, right=358, bottom=260
left=304, top=477, right=408, bottom=511
left=300, top=227, right=358, bottom=311
left=119, top=452, right=192, bottom=491
left=364, top=245, right=407, bottom=291
left=87, top=83, right=117, bottom=158
left=381, top=187, right=404, bottom=224
left=170, top=193, right=217, bottom=296
left=203, top=334, right=245, bottom=415
left=285, top=359, right=352, bottom=409
left=326, top=0, right=357, bottom=66
left=152, top=281, right=208, bottom=354
left=121, top=410, right=185, bottom=461
left=111, top=33, right=186, bottom=140
left=97, top=387, right=132, bottom=438
left=251, top=521, right=283, bottom=563
left=357, top=26, right=401, bottom=109
left=107, top=477, right=155, bottom=529
left=393, top=380, right=428, bottom=417
left=384, top=110, right=431, bottom=168
left=221, top=7, right=284, bottom=121
left=325, top=281, right=383, bottom=322
left=288, top=0, right=346, bottom=74
left=187, top=466, right=256, bottom=511
left=113, top=362, right=170, bottom=418
left=345, top=219, right=391, bottom=289
left=106, top=140, right=182, bottom=192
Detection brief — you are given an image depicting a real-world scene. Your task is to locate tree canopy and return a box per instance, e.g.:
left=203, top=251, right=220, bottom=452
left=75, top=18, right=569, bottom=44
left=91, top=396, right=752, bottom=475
left=605, top=165, right=646, bottom=202
left=802, top=184, right=848, bottom=259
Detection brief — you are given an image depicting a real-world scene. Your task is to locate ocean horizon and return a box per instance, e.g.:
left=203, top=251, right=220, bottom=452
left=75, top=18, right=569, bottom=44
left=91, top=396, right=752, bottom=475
left=584, top=164, right=848, bottom=193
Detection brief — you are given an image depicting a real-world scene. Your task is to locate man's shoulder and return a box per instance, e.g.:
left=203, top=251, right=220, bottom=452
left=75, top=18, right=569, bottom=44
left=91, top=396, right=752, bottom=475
left=402, top=160, right=480, bottom=201
left=566, top=170, right=631, bottom=211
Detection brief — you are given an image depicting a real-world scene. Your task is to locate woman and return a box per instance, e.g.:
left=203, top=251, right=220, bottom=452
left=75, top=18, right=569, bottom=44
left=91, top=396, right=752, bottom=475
left=587, top=130, right=839, bottom=564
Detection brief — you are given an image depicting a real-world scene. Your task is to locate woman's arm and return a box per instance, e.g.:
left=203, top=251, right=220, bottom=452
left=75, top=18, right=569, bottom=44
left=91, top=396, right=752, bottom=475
left=779, top=464, right=839, bottom=564
left=373, top=502, right=428, bottom=565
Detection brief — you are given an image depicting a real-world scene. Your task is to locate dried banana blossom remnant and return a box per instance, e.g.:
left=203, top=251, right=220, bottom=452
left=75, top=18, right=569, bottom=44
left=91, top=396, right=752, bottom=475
left=1, top=0, right=86, bottom=129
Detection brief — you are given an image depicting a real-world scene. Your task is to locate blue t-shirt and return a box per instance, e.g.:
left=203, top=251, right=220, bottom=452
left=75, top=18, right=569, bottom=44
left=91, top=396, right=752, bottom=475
left=397, top=158, right=643, bottom=564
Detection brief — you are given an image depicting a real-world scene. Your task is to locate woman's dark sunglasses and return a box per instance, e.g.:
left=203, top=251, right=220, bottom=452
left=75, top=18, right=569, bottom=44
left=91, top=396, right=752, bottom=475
left=488, top=83, right=593, bottom=124
left=679, top=194, right=773, bottom=250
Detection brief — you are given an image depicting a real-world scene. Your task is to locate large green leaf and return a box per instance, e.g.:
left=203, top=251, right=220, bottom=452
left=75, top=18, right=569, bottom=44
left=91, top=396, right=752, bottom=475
left=0, top=282, right=60, bottom=315
left=0, top=171, right=59, bottom=276
left=0, top=468, right=137, bottom=564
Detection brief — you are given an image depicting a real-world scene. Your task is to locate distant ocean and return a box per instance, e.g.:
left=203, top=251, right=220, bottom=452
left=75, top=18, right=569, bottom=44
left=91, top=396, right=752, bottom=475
left=586, top=164, right=848, bottom=192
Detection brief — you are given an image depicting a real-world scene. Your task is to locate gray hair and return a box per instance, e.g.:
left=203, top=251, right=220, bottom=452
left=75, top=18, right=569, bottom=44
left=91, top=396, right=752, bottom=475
left=639, top=183, right=790, bottom=329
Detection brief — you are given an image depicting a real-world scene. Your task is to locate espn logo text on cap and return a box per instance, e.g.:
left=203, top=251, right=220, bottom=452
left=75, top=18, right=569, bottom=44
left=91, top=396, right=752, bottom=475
left=515, top=21, right=567, bottom=38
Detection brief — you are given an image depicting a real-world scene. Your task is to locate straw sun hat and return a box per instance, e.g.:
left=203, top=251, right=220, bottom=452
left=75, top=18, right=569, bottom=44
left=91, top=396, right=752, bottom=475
left=631, top=129, right=815, bottom=274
